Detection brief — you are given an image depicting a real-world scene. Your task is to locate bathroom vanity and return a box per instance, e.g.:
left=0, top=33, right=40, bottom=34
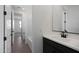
left=43, top=32, right=79, bottom=53
left=43, top=5, right=79, bottom=53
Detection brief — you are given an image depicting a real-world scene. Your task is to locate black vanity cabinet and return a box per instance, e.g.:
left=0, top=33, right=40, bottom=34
left=43, top=37, right=79, bottom=53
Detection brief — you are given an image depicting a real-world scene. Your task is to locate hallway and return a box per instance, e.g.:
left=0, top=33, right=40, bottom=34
left=12, top=34, right=32, bottom=53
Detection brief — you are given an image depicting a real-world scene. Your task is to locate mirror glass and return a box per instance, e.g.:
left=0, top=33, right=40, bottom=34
left=52, top=5, right=64, bottom=32
left=52, top=5, right=79, bottom=34
left=65, top=5, right=79, bottom=33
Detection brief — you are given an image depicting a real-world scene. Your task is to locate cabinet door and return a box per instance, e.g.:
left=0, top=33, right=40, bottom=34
left=43, top=38, right=56, bottom=53
left=43, top=38, right=63, bottom=53
left=43, top=39, right=55, bottom=53
left=43, top=37, right=79, bottom=53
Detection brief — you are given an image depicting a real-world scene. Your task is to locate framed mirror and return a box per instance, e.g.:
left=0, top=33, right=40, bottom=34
left=52, top=5, right=79, bottom=34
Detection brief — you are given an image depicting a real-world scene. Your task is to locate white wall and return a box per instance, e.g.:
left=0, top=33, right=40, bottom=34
left=32, top=5, right=53, bottom=53
left=21, top=5, right=32, bottom=50
left=41, top=5, right=53, bottom=33
left=32, top=6, right=42, bottom=53
left=32, top=5, right=52, bottom=52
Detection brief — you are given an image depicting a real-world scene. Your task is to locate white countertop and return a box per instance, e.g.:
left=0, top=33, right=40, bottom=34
left=43, top=31, right=79, bottom=51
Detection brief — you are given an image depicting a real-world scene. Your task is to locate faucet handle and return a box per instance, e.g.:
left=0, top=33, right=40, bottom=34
left=61, top=31, right=68, bottom=38
left=64, top=30, right=68, bottom=33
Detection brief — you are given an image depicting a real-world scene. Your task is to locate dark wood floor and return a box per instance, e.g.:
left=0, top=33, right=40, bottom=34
left=12, top=34, right=32, bottom=53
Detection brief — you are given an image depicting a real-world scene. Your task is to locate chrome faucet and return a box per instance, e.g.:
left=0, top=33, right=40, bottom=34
left=61, top=30, right=68, bottom=38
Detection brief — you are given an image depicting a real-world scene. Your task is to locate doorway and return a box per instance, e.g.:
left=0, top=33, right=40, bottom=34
left=11, top=5, right=32, bottom=53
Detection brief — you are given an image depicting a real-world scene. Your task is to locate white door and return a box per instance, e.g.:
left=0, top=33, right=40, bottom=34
left=5, top=5, right=11, bottom=53
left=0, top=5, right=4, bottom=53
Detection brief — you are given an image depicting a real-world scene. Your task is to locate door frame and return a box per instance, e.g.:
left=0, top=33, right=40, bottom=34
left=3, top=5, right=13, bottom=53
left=3, top=5, right=6, bottom=53
left=11, top=8, right=13, bottom=52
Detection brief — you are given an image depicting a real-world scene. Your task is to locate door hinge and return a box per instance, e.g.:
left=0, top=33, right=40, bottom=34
left=4, top=11, right=7, bottom=15
left=4, top=36, right=7, bottom=41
